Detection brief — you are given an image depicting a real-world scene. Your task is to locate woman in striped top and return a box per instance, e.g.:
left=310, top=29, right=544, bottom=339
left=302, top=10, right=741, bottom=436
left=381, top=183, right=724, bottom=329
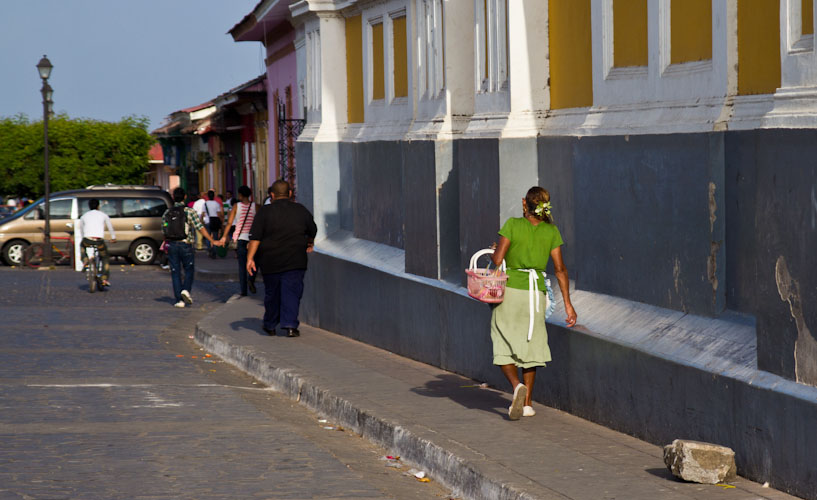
left=219, top=185, right=259, bottom=296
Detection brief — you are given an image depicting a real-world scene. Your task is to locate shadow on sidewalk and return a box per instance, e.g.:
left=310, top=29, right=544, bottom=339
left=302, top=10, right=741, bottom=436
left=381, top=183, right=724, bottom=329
left=411, top=374, right=509, bottom=418
left=644, top=467, right=680, bottom=482
left=230, top=317, right=267, bottom=336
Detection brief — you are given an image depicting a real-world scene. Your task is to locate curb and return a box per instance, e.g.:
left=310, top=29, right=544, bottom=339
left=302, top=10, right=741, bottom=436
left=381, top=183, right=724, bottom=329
left=194, top=304, right=538, bottom=500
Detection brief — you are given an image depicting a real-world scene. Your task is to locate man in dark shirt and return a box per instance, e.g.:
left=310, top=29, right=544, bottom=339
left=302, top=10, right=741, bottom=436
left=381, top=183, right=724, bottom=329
left=246, top=180, right=317, bottom=337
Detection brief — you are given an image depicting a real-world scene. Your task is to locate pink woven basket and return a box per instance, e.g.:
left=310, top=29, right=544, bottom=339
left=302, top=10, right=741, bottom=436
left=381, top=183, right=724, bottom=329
left=465, top=249, right=508, bottom=303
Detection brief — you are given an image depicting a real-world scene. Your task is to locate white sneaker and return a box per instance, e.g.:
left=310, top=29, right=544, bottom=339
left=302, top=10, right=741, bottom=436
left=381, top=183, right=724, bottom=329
left=509, top=384, right=527, bottom=420
left=174, top=301, right=186, bottom=308
left=180, top=290, right=193, bottom=305
left=523, top=405, right=536, bottom=417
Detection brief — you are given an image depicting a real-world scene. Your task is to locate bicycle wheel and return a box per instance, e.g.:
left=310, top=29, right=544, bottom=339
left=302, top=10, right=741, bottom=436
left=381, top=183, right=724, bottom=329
left=88, top=258, right=97, bottom=293
left=24, top=243, right=44, bottom=269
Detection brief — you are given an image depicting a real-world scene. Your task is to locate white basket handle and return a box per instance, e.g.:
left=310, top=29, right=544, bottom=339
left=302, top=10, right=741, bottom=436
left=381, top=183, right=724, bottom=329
left=469, top=249, right=506, bottom=273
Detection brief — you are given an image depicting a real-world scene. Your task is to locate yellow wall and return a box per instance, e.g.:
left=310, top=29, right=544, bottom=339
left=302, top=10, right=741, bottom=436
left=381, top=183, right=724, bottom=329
left=670, top=0, right=712, bottom=63
left=393, top=16, right=409, bottom=98
left=372, top=22, right=385, bottom=100
left=549, top=0, right=593, bottom=109
left=346, top=15, right=364, bottom=122
left=804, top=0, right=814, bottom=35
left=613, top=0, right=648, bottom=67
left=737, top=0, right=781, bottom=95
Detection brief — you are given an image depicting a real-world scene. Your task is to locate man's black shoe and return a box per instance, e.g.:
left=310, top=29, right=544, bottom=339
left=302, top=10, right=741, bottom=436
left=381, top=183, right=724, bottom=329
left=262, top=327, right=275, bottom=336
left=285, top=328, right=300, bottom=338
left=248, top=281, right=256, bottom=294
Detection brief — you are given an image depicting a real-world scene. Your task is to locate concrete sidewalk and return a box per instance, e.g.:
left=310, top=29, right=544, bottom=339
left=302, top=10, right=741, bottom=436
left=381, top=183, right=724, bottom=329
left=195, top=296, right=799, bottom=500
left=193, top=249, right=240, bottom=281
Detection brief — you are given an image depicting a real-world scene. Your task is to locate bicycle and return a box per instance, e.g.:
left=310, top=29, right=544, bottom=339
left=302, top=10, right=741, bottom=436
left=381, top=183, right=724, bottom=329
left=24, top=230, right=75, bottom=269
left=84, top=244, right=105, bottom=293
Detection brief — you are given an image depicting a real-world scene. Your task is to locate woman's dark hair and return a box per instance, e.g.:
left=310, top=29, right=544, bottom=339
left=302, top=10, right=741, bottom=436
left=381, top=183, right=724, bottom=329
left=237, top=185, right=251, bottom=198
left=524, top=186, right=552, bottom=223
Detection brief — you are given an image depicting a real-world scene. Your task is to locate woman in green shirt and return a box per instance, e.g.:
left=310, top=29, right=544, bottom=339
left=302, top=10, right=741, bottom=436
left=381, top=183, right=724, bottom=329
left=491, top=186, right=577, bottom=420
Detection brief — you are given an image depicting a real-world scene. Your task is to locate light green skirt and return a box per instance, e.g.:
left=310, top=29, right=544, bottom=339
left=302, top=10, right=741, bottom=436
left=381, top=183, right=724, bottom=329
left=491, top=287, right=551, bottom=368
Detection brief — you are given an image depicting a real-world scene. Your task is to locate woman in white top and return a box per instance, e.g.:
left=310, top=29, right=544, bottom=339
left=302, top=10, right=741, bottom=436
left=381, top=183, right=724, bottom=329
left=219, top=185, right=258, bottom=296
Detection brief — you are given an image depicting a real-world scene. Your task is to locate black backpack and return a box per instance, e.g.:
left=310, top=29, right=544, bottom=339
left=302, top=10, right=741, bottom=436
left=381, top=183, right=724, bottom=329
left=163, top=206, right=187, bottom=241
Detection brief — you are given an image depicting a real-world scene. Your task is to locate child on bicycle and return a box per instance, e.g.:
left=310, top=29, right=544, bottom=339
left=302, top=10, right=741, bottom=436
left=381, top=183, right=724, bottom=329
left=79, top=198, right=116, bottom=287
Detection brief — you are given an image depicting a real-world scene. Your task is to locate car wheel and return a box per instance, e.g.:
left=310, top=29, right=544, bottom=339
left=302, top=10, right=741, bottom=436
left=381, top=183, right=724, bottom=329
left=2, top=240, right=29, bottom=266
left=129, top=239, right=157, bottom=265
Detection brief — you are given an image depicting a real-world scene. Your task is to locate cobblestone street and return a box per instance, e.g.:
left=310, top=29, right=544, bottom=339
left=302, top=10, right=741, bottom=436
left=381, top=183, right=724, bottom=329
left=0, top=263, right=451, bottom=499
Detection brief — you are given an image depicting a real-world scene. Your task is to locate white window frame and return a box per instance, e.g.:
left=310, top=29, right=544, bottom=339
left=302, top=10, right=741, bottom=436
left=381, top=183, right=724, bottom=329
left=591, top=0, right=730, bottom=108
left=388, top=8, right=409, bottom=104
left=660, top=0, right=713, bottom=77
left=787, top=0, right=814, bottom=53
left=474, top=0, right=508, bottom=93
left=305, top=29, right=322, bottom=111
left=416, top=0, right=444, bottom=100
left=367, top=15, right=385, bottom=104
left=602, top=0, right=649, bottom=81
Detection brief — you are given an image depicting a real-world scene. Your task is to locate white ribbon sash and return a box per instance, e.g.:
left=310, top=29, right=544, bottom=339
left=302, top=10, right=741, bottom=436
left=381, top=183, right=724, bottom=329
left=518, top=268, right=542, bottom=342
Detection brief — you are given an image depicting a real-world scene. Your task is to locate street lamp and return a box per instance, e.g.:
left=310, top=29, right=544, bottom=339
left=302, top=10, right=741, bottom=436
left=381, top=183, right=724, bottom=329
left=36, top=55, right=53, bottom=268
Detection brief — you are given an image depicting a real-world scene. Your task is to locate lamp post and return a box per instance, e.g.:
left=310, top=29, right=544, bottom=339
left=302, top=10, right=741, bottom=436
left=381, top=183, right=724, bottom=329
left=36, top=55, right=53, bottom=268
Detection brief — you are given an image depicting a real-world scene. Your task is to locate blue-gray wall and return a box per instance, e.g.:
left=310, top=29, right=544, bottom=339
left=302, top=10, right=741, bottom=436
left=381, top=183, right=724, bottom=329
left=298, top=132, right=816, bottom=384
left=403, top=141, right=438, bottom=277
left=457, top=139, right=500, bottom=284
left=295, top=129, right=817, bottom=496
left=725, top=129, right=817, bottom=380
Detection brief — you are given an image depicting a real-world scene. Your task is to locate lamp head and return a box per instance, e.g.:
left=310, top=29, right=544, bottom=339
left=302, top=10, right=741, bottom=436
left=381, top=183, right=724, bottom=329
left=42, top=82, right=53, bottom=101
left=36, top=55, right=53, bottom=80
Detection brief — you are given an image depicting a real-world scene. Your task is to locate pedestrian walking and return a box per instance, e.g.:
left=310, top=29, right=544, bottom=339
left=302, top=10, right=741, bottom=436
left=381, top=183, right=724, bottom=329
left=203, top=190, right=223, bottom=258
left=246, top=180, right=317, bottom=337
left=262, top=185, right=274, bottom=205
left=162, top=187, right=222, bottom=308
left=191, top=194, right=206, bottom=250
left=219, top=185, right=258, bottom=296
left=490, top=186, right=577, bottom=420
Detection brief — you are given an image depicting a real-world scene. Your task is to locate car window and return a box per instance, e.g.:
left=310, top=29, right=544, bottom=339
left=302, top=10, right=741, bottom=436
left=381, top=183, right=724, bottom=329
left=121, top=198, right=166, bottom=217
left=24, top=198, right=73, bottom=220
left=79, top=198, right=120, bottom=218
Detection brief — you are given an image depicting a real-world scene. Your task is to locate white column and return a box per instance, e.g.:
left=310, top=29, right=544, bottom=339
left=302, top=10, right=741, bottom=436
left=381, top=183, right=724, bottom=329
left=439, top=0, right=475, bottom=138
left=316, top=11, right=348, bottom=141
left=504, top=0, right=550, bottom=137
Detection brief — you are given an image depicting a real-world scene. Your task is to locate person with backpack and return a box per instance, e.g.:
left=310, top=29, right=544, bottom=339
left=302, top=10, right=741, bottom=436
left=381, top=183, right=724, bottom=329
left=203, top=190, right=223, bottom=258
left=162, top=187, right=222, bottom=308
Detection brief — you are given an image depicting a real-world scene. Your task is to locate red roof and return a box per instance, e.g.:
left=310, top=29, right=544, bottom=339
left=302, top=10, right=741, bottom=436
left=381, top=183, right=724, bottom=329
left=179, top=101, right=214, bottom=113
left=148, top=143, right=164, bottom=162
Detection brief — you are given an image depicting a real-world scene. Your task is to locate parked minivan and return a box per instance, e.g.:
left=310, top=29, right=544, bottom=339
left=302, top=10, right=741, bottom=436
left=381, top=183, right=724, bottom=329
left=0, top=185, right=172, bottom=266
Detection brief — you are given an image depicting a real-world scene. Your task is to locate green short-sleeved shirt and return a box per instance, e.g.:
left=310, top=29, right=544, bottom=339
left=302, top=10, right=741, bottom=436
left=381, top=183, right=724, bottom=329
left=498, top=217, right=564, bottom=290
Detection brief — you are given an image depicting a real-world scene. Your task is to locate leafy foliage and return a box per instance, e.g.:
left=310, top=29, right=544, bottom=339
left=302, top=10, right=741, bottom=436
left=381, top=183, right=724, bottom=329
left=0, top=114, right=154, bottom=198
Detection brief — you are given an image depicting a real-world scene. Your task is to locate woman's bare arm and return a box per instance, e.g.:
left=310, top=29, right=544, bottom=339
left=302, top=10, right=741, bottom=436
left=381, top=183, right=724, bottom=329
left=550, top=246, right=577, bottom=327
left=218, top=205, right=239, bottom=243
left=492, top=236, right=510, bottom=267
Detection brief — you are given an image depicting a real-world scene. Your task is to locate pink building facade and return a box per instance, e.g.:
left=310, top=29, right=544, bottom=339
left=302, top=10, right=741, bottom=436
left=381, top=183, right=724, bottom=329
left=230, top=1, right=302, bottom=191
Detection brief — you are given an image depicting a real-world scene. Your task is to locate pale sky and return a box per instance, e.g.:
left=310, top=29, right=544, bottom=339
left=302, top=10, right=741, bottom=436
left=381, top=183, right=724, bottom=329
left=0, top=0, right=264, bottom=130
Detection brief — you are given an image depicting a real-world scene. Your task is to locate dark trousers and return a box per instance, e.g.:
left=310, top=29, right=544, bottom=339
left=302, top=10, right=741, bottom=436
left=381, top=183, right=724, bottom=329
left=236, top=239, right=256, bottom=295
left=80, top=237, right=109, bottom=281
left=262, top=269, right=306, bottom=330
left=168, top=241, right=194, bottom=302
left=206, top=221, right=221, bottom=257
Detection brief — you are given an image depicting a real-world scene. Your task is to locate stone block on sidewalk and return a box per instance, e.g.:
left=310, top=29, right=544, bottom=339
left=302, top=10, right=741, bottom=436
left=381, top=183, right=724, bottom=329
left=663, top=439, right=737, bottom=484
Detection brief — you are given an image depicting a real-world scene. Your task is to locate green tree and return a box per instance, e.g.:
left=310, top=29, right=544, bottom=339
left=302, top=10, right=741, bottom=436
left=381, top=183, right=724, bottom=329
left=0, top=114, right=155, bottom=198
